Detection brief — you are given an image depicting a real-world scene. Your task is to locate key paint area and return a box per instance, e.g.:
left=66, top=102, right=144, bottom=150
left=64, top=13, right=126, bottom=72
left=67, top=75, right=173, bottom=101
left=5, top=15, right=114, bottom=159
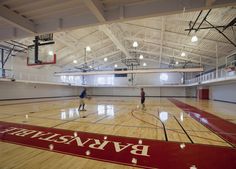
left=1, top=121, right=236, bottom=169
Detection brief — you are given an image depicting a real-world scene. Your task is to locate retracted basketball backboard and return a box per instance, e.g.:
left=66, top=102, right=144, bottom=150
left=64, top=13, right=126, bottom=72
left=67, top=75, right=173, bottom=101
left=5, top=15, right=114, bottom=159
left=224, top=53, right=236, bottom=72
left=27, top=33, right=56, bottom=66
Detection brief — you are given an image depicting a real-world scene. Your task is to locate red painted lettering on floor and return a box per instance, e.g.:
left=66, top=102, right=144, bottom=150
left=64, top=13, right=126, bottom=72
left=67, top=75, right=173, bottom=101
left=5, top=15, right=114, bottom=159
left=1, top=121, right=236, bottom=169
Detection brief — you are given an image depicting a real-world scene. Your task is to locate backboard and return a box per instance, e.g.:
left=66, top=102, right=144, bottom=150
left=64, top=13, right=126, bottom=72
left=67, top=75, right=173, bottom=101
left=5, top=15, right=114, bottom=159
left=27, top=44, right=56, bottom=66
left=27, top=34, right=56, bottom=66
left=224, top=53, right=236, bottom=72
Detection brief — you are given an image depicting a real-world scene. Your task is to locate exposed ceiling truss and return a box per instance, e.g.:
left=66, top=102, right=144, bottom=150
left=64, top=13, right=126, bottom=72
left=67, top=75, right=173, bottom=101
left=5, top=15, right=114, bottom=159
left=0, top=0, right=235, bottom=71
left=0, top=0, right=235, bottom=41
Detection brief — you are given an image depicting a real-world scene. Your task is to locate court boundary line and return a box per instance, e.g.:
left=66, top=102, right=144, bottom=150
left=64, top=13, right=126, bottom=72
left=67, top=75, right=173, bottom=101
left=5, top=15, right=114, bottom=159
left=173, top=115, right=194, bottom=143
left=169, top=98, right=236, bottom=148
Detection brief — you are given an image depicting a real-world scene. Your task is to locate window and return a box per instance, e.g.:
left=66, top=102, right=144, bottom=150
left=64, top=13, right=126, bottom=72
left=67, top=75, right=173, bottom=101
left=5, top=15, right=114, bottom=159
left=60, top=75, right=82, bottom=85
left=60, top=75, right=66, bottom=82
left=96, top=75, right=114, bottom=85
left=160, top=73, right=168, bottom=81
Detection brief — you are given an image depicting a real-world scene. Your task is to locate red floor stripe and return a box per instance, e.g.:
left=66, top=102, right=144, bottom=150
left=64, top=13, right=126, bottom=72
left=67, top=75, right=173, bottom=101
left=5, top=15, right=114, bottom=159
left=1, top=121, right=236, bottom=169
left=169, top=98, right=236, bottom=147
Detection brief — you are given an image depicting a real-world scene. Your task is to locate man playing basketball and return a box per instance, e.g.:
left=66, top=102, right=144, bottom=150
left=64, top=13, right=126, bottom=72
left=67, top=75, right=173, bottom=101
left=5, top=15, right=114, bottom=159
left=79, top=88, right=87, bottom=111
left=140, top=88, right=145, bottom=110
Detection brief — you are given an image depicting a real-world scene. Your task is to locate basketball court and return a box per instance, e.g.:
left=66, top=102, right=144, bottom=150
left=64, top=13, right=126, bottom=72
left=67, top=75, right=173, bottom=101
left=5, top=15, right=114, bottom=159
left=0, top=1, right=236, bottom=169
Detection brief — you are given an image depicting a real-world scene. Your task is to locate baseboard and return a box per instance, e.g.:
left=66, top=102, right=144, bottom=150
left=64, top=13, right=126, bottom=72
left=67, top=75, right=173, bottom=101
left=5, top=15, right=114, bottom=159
left=0, top=95, right=78, bottom=101
left=0, top=95, right=197, bottom=101
left=213, top=99, right=236, bottom=104
left=90, top=95, right=196, bottom=98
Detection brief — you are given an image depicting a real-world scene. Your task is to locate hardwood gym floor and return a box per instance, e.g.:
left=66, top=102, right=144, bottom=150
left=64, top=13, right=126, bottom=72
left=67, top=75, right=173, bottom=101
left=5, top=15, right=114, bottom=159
left=1, top=97, right=236, bottom=169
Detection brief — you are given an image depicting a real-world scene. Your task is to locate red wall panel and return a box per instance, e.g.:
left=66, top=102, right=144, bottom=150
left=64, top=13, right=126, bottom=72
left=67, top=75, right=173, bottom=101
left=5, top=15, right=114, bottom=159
left=198, top=89, right=209, bottom=99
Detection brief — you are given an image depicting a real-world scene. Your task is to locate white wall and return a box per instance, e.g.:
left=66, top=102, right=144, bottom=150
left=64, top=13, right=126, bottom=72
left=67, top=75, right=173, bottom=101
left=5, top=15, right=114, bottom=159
left=89, top=87, right=158, bottom=96
left=89, top=86, right=191, bottom=97
left=210, top=82, right=236, bottom=103
left=160, top=87, right=185, bottom=97
left=86, top=72, right=183, bottom=86
left=0, top=81, right=197, bottom=100
left=186, top=87, right=197, bottom=97
left=0, top=81, right=80, bottom=100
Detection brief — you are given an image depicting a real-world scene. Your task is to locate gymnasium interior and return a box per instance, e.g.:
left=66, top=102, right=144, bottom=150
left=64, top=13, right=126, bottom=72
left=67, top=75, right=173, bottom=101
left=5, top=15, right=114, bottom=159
left=0, top=0, right=236, bottom=169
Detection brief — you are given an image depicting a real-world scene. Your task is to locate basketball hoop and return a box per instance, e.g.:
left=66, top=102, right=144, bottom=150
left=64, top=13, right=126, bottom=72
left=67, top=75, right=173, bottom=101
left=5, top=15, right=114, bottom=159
left=225, top=52, right=236, bottom=72
left=122, top=58, right=140, bottom=66
left=38, top=33, right=53, bottom=41
left=27, top=35, right=56, bottom=66
left=27, top=54, right=56, bottom=66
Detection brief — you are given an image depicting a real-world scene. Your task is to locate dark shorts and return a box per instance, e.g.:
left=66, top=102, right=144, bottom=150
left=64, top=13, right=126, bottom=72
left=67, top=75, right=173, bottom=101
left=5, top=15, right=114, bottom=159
left=141, top=98, right=145, bottom=104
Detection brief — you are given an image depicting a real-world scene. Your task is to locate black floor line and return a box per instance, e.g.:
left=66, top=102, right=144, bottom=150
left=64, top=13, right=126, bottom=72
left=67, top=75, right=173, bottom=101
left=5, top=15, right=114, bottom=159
left=161, top=121, right=168, bottom=141
left=156, top=108, right=168, bottom=141
left=173, top=115, right=194, bottom=144
left=94, top=115, right=110, bottom=123
left=51, top=117, right=80, bottom=128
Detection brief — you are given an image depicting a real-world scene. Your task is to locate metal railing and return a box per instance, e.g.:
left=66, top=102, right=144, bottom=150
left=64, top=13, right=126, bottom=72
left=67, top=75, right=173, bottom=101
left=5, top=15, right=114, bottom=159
left=185, top=68, right=236, bottom=84
left=1, top=68, right=235, bottom=86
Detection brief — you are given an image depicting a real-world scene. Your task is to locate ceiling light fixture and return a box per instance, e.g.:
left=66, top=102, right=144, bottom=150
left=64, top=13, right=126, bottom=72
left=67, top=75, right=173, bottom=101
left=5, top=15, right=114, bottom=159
left=176, top=61, right=179, bottom=65
left=114, top=64, right=118, bottom=68
left=104, top=57, right=108, bottom=62
left=48, top=51, right=54, bottom=56
left=73, top=60, right=77, bottom=64
left=86, top=46, right=91, bottom=52
left=181, top=52, right=186, bottom=57
left=133, top=41, right=138, bottom=48
left=139, top=54, right=143, bottom=59
left=143, top=62, right=147, bottom=66
left=191, top=35, right=198, bottom=43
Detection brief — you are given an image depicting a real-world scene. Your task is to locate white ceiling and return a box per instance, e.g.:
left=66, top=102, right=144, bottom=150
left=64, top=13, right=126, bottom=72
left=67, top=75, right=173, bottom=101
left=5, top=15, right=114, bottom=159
left=0, top=0, right=236, bottom=71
